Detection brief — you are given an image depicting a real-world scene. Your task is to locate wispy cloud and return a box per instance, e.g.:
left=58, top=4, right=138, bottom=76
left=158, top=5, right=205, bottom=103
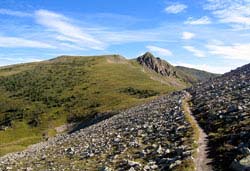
left=0, top=8, right=180, bottom=50
left=204, top=0, right=250, bottom=29
left=182, top=32, right=195, bottom=40
left=0, top=8, right=31, bottom=17
left=35, top=9, right=105, bottom=50
left=146, top=45, right=173, bottom=56
left=185, top=16, right=211, bottom=25
left=0, top=57, right=43, bottom=62
left=183, top=46, right=205, bottom=57
left=0, top=56, right=44, bottom=67
left=174, top=62, right=231, bottom=74
left=206, top=43, right=250, bottom=61
left=165, top=3, right=187, bottom=14
left=0, top=36, right=55, bottom=48
left=93, top=30, right=164, bottom=44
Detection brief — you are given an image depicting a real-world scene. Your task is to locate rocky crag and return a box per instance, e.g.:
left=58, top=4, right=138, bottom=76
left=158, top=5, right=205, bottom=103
left=0, top=92, right=196, bottom=171
left=137, top=52, right=177, bottom=77
left=188, top=63, right=250, bottom=171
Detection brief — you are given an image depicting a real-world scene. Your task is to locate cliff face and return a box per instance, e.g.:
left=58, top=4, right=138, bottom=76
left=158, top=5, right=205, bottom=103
left=137, top=52, right=177, bottom=77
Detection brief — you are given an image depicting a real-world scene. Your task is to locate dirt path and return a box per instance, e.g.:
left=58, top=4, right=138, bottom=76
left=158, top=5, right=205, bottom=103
left=184, top=92, right=213, bottom=171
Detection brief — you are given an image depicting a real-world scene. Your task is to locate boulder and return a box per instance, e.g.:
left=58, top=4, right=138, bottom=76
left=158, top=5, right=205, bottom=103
left=230, top=155, right=250, bottom=171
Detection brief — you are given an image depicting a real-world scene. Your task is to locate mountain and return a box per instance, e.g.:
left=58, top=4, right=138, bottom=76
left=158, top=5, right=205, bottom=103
left=0, top=53, right=215, bottom=156
left=137, top=52, right=177, bottom=77
left=136, top=52, right=217, bottom=84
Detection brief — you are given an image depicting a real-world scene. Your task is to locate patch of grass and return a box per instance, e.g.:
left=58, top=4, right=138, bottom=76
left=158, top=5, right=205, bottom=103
left=173, top=159, right=195, bottom=171
left=0, top=121, right=42, bottom=156
left=120, top=87, right=159, bottom=98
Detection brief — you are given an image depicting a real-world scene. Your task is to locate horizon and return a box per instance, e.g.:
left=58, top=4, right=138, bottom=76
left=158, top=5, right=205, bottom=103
left=0, top=52, right=230, bottom=74
left=1, top=0, right=250, bottom=74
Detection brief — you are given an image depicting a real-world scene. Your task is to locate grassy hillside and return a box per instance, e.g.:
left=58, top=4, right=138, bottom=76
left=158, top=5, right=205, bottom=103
left=0, top=55, right=188, bottom=156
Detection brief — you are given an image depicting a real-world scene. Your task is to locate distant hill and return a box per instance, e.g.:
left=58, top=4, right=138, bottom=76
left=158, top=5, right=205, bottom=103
left=0, top=53, right=217, bottom=156
left=176, top=66, right=219, bottom=82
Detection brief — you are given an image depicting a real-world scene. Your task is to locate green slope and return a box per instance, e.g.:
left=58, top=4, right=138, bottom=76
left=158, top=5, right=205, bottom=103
left=0, top=55, right=188, bottom=156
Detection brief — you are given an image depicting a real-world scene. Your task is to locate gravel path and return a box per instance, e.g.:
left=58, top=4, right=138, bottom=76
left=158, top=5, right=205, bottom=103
left=186, top=92, right=213, bottom=171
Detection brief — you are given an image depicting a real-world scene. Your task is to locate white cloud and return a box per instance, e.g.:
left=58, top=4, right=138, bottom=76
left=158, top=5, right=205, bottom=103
left=185, top=16, right=211, bottom=25
left=0, top=57, right=44, bottom=67
left=146, top=45, right=173, bottom=56
left=0, top=9, right=31, bottom=17
left=183, top=46, right=205, bottom=57
left=206, top=43, right=250, bottom=61
left=35, top=9, right=105, bottom=50
left=204, top=0, right=250, bottom=29
left=174, top=62, right=232, bottom=74
left=165, top=4, right=187, bottom=14
left=94, top=30, right=166, bottom=44
left=0, top=36, right=55, bottom=48
left=0, top=57, right=42, bottom=62
left=182, top=32, right=195, bottom=40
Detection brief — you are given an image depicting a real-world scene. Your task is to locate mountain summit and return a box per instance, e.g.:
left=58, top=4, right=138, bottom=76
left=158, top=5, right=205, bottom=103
left=137, top=52, right=177, bottom=77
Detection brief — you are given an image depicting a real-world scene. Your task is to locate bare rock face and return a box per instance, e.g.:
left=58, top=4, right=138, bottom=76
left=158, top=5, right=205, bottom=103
left=137, top=52, right=177, bottom=77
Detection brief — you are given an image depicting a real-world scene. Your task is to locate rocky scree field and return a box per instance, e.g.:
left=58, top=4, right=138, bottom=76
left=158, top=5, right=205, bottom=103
left=188, top=63, right=250, bottom=171
left=0, top=91, right=197, bottom=171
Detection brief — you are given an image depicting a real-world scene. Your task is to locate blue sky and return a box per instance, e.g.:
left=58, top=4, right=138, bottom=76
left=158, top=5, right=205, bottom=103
left=0, top=0, right=250, bottom=73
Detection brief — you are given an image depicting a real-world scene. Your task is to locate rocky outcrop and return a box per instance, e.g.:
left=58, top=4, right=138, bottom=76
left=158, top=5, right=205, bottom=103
left=137, top=52, right=177, bottom=77
left=230, top=155, right=250, bottom=171
left=136, top=52, right=218, bottom=84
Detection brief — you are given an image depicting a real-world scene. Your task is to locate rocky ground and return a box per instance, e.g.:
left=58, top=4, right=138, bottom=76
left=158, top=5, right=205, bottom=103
left=188, top=63, right=250, bottom=171
left=0, top=91, right=196, bottom=171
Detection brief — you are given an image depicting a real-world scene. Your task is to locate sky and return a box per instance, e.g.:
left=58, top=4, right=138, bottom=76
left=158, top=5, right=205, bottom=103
left=0, top=0, right=250, bottom=73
